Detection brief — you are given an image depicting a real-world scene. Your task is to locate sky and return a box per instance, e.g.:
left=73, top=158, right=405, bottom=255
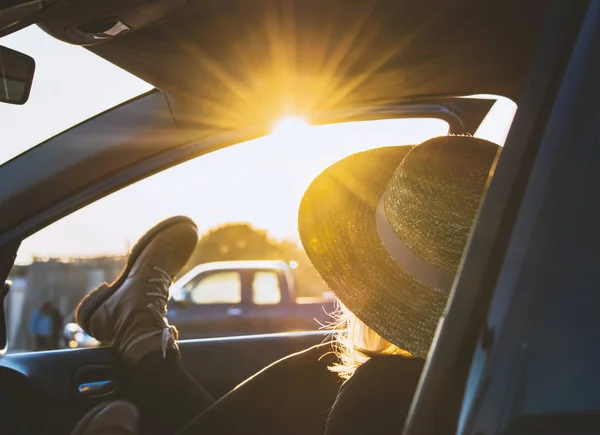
left=0, top=26, right=516, bottom=265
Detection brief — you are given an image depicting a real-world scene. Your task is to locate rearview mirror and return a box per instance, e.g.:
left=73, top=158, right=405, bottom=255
left=0, top=45, right=35, bottom=105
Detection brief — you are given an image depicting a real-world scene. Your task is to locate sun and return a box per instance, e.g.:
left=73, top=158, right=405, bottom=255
left=271, top=115, right=311, bottom=136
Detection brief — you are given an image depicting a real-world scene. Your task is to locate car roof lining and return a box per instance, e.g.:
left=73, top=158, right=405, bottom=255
left=37, top=0, right=548, bottom=132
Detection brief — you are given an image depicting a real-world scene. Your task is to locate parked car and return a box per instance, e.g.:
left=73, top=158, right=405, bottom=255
left=169, top=260, right=335, bottom=340
left=64, top=260, right=334, bottom=348
left=62, top=322, right=100, bottom=349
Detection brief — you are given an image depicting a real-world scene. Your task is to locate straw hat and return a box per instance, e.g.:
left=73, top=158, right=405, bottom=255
left=298, top=136, right=499, bottom=357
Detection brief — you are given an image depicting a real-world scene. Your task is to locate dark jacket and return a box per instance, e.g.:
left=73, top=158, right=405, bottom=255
left=325, top=354, right=425, bottom=435
left=172, top=344, right=424, bottom=435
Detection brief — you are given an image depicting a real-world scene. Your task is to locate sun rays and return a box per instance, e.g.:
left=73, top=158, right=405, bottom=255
left=160, top=1, right=444, bottom=132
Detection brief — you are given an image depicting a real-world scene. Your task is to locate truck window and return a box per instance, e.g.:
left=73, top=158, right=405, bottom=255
left=252, top=271, right=282, bottom=305
left=188, top=272, right=242, bottom=305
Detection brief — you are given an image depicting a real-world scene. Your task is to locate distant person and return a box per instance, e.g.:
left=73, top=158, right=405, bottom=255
left=29, top=301, right=54, bottom=350
left=48, top=302, right=63, bottom=349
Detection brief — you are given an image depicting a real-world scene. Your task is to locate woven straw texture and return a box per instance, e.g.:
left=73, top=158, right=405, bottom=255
left=298, top=136, right=499, bottom=357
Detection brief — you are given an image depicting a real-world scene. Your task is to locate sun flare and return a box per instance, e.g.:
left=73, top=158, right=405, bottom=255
left=271, top=116, right=311, bottom=136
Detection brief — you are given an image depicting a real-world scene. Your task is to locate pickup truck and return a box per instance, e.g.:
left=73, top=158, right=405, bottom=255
left=64, top=260, right=335, bottom=347
left=168, top=260, right=336, bottom=340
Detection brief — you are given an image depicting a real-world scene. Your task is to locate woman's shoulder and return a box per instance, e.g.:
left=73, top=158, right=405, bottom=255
left=339, top=354, right=424, bottom=399
left=326, top=355, right=425, bottom=435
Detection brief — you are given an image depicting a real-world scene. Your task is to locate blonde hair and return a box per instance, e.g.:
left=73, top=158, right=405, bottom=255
left=327, top=302, right=412, bottom=379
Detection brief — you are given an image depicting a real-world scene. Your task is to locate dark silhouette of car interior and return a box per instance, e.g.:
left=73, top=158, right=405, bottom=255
left=1, top=1, right=599, bottom=434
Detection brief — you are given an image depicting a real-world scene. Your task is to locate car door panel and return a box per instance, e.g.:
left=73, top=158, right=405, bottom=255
left=0, top=332, right=326, bottom=434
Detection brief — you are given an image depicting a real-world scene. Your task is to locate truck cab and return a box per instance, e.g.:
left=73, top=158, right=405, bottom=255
left=168, top=260, right=335, bottom=340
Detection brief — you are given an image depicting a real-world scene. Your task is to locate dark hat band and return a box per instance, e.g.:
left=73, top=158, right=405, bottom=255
left=375, top=195, right=455, bottom=292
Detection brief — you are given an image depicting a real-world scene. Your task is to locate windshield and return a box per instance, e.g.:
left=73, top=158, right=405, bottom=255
left=0, top=26, right=152, bottom=165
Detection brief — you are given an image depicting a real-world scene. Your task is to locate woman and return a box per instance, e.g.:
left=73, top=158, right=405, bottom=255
left=72, top=135, right=499, bottom=435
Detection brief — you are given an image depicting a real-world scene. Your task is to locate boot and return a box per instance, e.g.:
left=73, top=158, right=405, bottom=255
left=76, top=216, right=198, bottom=364
left=70, top=400, right=138, bottom=435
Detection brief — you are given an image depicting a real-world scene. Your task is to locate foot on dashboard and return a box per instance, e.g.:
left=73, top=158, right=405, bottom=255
left=76, top=216, right=198, bottom=364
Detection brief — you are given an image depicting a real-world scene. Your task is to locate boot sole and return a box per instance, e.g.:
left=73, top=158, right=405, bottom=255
left=76, top=216, right=197, bottom=336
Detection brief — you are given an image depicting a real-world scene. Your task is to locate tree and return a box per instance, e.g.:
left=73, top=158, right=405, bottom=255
left=181, top=223, right=328, bottom=298
left=185, top=223, right=281, bottom=265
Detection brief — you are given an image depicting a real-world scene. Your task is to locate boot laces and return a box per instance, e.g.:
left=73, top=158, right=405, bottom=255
left=145, top=265, right=172, bottom=309
left=146, top=265, right=178, bottom=358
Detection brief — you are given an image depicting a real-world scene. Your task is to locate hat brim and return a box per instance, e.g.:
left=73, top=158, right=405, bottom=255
left=298, top=146, right=448, bottom=358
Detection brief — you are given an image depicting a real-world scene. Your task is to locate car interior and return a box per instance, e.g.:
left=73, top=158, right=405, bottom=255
left=1, top=0, right=600, bottom=434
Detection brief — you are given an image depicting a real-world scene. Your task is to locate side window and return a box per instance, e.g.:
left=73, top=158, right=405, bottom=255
left=252, top=271, right=282, bottom=305
left=186, top=272, right=242, bottom=305
left=7, top=117, right=451, bottom=352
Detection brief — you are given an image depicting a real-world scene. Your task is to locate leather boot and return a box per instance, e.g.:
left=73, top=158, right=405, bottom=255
left=70, top=400, right=139, bottom=435
left=76, top=216, right=198, bottom=364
